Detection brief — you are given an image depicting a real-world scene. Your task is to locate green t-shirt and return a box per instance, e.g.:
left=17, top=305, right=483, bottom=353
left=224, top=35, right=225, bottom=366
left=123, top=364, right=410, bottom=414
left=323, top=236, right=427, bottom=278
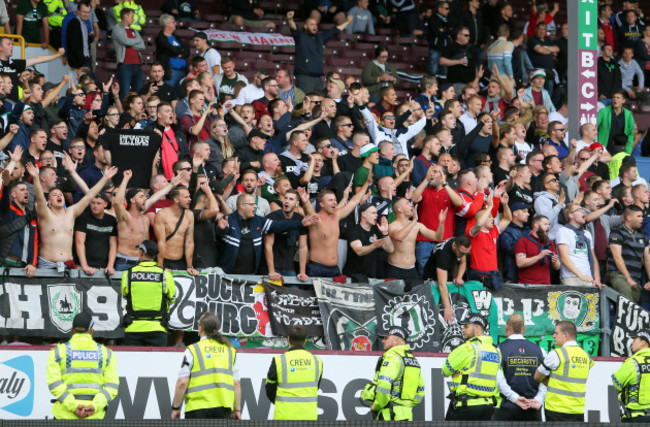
left=17, top=0, right=49, bottom=44
left=218, top=76, right=239, bottom=103
left=353, top=165, right=370, bottom=188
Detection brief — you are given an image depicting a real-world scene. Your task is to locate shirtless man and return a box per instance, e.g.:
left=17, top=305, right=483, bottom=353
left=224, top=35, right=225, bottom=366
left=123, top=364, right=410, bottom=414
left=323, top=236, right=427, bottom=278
left=153, top=185, right=199, bottom=275
left=113, top=170, right=180, bottom=271
left=387, top=198, right=446, bottom=284
left=26, top=163, right=118, bottom=271
left=302, top=175, right=371, bottom=278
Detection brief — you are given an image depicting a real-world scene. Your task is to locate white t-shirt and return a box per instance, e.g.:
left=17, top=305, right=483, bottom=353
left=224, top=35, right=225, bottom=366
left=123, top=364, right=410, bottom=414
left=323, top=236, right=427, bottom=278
left=555, top=226, right=594, bottom=279
left=178, top=338, right=240, bottom=380
left=202, top=47, right=222, bottom=76
left=575, top=139, right=608, bottom=153
left=514, top=140, right=533, bottom=164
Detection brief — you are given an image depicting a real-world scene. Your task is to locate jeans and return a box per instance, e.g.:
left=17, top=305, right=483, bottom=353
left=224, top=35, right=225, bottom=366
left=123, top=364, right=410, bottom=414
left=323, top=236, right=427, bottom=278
left=165, top=68, right=186, bottom=90
left=117, top=63, right=143, bottom=100
left=415, top=241, right=435, bottom=278
left=114, top=256, right=138, bottom=271
left=427, top=49, right=446, bottom=78
left=276, top=268, right=296, bottom=277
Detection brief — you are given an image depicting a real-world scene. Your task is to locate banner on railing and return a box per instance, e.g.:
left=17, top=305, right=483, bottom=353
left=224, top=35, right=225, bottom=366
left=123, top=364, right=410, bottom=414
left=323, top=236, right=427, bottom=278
left=264, top=282, right=323, bottom=337
left=197, top=28, right=295, bottom=46
left=491, top=284, right=601, bottom=356
left=0, top=277, right=123, bottom=338
left=611, top=295, right=650, bottom=357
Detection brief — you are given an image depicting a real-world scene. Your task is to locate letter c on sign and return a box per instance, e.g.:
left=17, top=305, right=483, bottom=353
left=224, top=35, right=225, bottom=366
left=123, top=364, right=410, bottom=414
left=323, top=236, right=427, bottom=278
left=581, top=83, right=594, bottom=98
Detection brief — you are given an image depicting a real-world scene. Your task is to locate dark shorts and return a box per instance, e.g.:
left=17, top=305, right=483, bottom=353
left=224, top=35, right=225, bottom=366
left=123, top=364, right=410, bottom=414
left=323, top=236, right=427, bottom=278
left=307, top=260, right=340, bottom=278
left=185, top=407, right=232, bottom=419
left=544, top=409, right=583, bottom=422
left=385, top=263, right=419, bottom=280
left=123, top=331, right=167, bottom=347
left=163, top=258, right=187, bottom=270
left=492, top=405, right=542, bottom=422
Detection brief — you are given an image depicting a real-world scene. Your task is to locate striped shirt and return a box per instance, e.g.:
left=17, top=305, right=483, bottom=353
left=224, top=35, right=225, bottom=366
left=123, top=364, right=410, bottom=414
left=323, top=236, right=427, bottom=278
left=608, top=225, right=648, bottom=283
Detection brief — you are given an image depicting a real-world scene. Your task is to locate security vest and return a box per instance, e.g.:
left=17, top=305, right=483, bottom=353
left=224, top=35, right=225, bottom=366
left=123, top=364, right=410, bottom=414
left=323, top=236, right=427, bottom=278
left=273, top=349, right=322, bottom=420
left=498, top=337, right=543, bottom=410
left=185, top=339, right=236, bottom=413
left=444, top=335, right=501, bottom=404
left=46, top=333, right=119, bottom=419
left=361, top=344, right=425, bottom=421
left=43, top=0, right=67, bottom=27
left=545, top=344, right=593, bottom=414
left=113, top=1, right=146, bottom=31
left=121, top=261, right=173, bottom=333
left=613, top=347, right=650, bottom=419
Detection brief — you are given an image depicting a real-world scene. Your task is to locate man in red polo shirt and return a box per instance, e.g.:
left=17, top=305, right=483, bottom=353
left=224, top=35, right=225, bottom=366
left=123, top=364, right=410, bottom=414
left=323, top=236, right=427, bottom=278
left=514, top=214, right=560, bottom=284
left=412, top=164, right=463, bottom=276
left=468, top=192, right=511, bottom=288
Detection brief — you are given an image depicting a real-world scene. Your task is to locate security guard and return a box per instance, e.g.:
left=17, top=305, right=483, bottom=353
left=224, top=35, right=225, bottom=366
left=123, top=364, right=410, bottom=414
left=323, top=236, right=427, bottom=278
left=171, top=313, right=241, bottom=419
left=265, top=325, right=323, bottom=420
left=612, top=328, right=650, bottom=423
left=494, top=313, right=546, bottom=421
left=443, top=314, right=501, bottom=421
left=534, top=320, right=593, bottom=422
left=121, top=240, right=176, bottom=346
left=361, top=325, right=425, bottom=421
left=46, top=312, right=119, bottom=419
left=43, top=0, right=67, bottom=48
left=112, top=0, right=146, bottom=32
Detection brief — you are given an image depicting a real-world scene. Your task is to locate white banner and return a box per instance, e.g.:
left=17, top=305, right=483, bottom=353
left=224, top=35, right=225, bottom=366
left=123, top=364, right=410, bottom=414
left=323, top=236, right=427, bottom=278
left=0, top=347, right=624, bottom=421
left=195, top=28, right=295, bottom=46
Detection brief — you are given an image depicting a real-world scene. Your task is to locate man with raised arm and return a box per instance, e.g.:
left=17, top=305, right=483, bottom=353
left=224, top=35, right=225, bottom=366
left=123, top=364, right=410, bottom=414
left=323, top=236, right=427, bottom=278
left=26, top=163, right=117, bottom=271
left=153, top=185, right=199, bottom=275
left=302, top=175, right=371, bottom=278
left=113, top=169, right=180, bottom=271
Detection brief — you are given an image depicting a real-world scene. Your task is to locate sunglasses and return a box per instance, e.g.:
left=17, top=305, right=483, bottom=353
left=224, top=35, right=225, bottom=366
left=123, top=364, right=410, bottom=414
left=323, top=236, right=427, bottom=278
left=545, top=178, right=558, bottom=184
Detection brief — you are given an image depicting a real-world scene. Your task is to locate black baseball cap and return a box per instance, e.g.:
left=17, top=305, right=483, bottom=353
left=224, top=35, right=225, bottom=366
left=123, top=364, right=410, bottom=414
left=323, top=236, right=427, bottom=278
left=459, top=314, right=488, bottom=329
left=634, top=329, right=650, bottom=344
left=379, top=325, right=409, bottom=341
left=136, top=240, right=159, bottom=256
left=194, top=31, right=208, bottom=40
left=73, top=312, right=94, bottom=331
left=248, top=128, right=269, bottom=140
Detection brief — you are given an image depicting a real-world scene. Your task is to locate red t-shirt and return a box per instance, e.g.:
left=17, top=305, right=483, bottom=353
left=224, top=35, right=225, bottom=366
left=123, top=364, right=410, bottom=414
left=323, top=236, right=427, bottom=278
left=469, top=226, right=499, bottom=272
left=417, top=186, right=455, bottom=242
left=531, top=89, right=543, bottom=107
left=193, top=114, right=211, bottom=140
left=514, top=233, right=557, bottom=284
left=122, top=28, right=140, bottom=65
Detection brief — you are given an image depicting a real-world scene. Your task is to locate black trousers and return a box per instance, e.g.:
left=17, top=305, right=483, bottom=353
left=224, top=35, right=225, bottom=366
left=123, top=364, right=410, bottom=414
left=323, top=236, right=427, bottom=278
left=185, top=407, right=232, bottom=419
left=545, top=409, right=584, bottom=422
left=492, top=405, right=542, bottom=421
left=123, top=331, right=167, bottom=346
left=445, top=404, right=494, bottom=421
left=623, top=415, right=650, bottom=423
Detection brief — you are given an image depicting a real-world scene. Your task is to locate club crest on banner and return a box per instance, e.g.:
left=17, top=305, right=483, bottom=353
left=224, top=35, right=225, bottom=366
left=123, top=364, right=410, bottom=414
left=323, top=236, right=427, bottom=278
left=47, top=284, right=82, bottom=333
left=330, top=309, right=376, bottom=351
left=380, top=294, right=436, bottom=350
left=548, top=290, right=598, bottom=332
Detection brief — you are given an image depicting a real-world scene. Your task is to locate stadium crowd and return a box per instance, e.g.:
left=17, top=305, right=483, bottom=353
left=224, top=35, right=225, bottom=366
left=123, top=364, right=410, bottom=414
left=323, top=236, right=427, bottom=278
left=1, top=0, right=650, bottom=337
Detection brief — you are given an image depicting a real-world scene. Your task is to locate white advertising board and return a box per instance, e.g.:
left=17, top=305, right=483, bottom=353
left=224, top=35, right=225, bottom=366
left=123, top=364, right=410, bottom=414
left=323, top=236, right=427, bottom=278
left=0, top=347, right=624, bottom=421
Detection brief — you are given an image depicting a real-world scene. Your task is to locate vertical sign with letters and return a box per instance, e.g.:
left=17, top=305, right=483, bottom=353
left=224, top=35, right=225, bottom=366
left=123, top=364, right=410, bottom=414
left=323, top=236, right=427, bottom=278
left=569, top=0, right=598, bottom=138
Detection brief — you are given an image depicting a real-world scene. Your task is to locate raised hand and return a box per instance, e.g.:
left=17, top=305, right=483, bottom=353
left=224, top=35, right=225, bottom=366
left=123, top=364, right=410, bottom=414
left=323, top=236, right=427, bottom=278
left=171, top=173, right=183, bottom=186
left=378, top=216, right=389, bottom=235
left=122, top=169, right=133, bottom=181
left=438, top=207, right=448, bottom=224
left=297, top=186, right=310, bottom=203
left=25, top=162, right=39, bottom=178
left=286, top=11, right=295, bottom=19
left=217, top=215, right=229, bottom=230
left=302, top=214, right=320, bottom=227
left=9, top=144, right=23, bottom=163
left=104, top=166, right=118, bottom=180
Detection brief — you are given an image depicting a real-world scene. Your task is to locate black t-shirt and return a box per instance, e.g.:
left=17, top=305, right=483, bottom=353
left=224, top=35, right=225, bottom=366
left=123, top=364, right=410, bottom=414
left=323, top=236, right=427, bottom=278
left=99, top=128, right=162, bottom=188
left=0, top=58, right=26, bottom=101
left=508, top=183, right=534, bottom=206
left=139, top=82, right=177, bottom=103
left=422, top=237, right=464, bottom=280
left=344, top=223, right=385, bottom=277
left=267, top=210, right=305, bottom=271
left=338, top=152, right=363, bottom=173
left=493, top=166, right=511, bottom=186
left=527, top=36, right=556, bottom=70
left=233, top=218, right=255, bottom=274
left=280, top=151, right=310, bottom=188
left=192, top=209, right=218, bottom=268
left=73, top=211, right=117, bottom=268
left=442, top=42, right=476, bottom=84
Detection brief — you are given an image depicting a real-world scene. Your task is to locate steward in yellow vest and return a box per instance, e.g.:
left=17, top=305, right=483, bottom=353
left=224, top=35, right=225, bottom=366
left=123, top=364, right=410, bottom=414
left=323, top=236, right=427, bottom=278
left=443, top=314, right=502, bottom=421
left=266, top=325, right=323, bottom=420
left=612, top=328, right=650, bottom=422
left=171, top=313, right=240, bottom=419
left=361, top=325, right=425, bottom=421
left=46, top=312, right=119, bottom=419
left=113, top=0, right=146, bottom=32
left=121, top=240, right=176, bottom=346
left=534, top=320, right=593, bottom=422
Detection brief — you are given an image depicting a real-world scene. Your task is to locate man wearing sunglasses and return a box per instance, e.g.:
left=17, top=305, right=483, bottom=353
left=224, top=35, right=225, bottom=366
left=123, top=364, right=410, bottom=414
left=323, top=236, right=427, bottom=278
left=546, top=121, right=570, bottom=159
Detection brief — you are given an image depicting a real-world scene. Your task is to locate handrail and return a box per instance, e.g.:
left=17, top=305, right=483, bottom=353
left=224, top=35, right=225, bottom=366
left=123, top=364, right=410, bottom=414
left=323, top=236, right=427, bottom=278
left=0, top=33, right=25, bottom=58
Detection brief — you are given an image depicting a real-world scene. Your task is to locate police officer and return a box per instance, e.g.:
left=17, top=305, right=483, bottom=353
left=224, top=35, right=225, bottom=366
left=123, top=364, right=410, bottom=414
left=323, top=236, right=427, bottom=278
left=171, top=313, right=241, bottom=419
left=121, top=240, right=176, bottom=346
left=534, top=320, right=593, bottom=422
left=46, top=312, right=119, bottom=419
left=43, top=0, right=67, bottom=48
left=265, top=325, right=323, bottom=420
left=612, top=328, right=650, bottom=422
left=443, top=314, right=501, bottom=421
left=361, top=325, right=425, bottom=421
left=112, top=0, right=147, bottom=32
left=493, top=313, right=546, bottom=421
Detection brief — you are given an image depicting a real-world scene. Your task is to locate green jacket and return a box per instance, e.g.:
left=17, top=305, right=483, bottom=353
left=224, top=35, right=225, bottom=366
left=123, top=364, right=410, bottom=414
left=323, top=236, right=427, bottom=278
left=597, top=105, right=635, bottom=154
left=361, top=60, right=399, bottom=96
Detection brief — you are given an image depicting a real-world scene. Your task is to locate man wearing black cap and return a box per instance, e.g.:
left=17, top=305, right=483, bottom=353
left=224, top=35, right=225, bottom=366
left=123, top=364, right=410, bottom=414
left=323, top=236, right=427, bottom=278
left=236, top=129, right=267, bottom=173
left=121, top=239, right=176, bottom=346
left=343, top=202, right=393, bottom=279
left=193, top=31, right=221, bottom=76
left=612, top=328, right=650, bottom=422
left=46, top=312, right=119, bottom=419
left=361, top=325, right=425, bottom=420
left=443, top=314, right=501, bottom=420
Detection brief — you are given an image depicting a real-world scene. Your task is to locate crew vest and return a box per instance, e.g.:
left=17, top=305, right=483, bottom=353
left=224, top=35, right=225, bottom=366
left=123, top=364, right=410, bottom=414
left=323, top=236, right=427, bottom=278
left=123, top=261, right=168, bottom=333
left=185, top=339, right=236, bottom=413
left=545, top=345, right=593, bottom=414
left=447, top=336, right=501, bottom=404
left=49, top=334, right=116, bottom=419
left=616, top=348, right=650, bottom=418
left=273, top=349, right=322, bottom=420
left=498, top=338, right=543, bottom=410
